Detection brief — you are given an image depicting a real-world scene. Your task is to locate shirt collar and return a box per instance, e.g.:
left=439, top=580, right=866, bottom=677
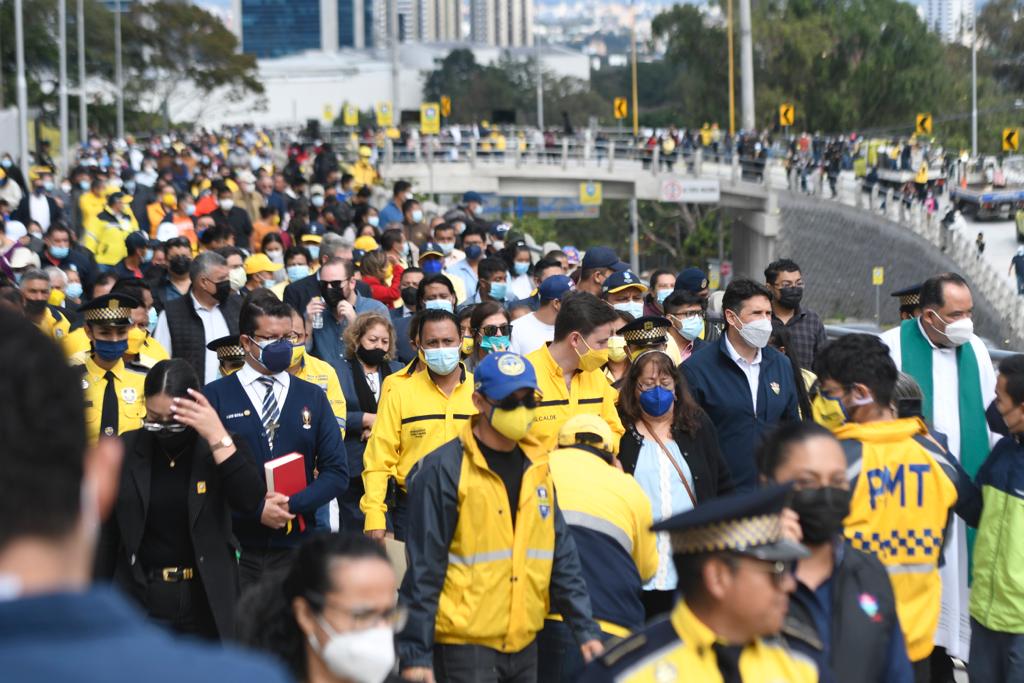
left=723, top=330, right=761, bottom=366
left=915, top=317, right=941, bottom=350
left=190, top=292, right=217, bottom=312
left=237, top=361, right=289, bottom=389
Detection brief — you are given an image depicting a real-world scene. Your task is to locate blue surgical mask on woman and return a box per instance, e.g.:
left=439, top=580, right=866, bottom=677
left=639, top=386, right=675, bottom=417
left=422, top=346, right=460, bottom=374
left=480, top=335, right=511, bottom=352
left=368, top=215, right=380, bottom=228
left=287, top=264, right=310, bottom=281
left=94, top=338, right=128, bottom=362
left=513, top=262, right=530, bottom=276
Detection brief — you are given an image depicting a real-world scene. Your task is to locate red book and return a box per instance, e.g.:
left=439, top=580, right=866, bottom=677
left=264, top=453, right=308, bottom=533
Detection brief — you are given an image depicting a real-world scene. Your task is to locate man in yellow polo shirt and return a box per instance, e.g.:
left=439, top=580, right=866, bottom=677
left=525, top=291, right=624, bottom=452
left=361, top=307, right=476, bottom=541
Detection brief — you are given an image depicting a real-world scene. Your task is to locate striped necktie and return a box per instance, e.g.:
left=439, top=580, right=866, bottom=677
left=258, top=376, right=280, bottom=450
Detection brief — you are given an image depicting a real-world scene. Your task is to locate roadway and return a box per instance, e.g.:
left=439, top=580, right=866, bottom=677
left=968, top=215, right=1020, bottom=294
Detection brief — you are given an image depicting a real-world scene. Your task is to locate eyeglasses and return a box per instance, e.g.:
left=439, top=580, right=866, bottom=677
left=740, top=558, right=792, bottom=587
left=143, top=420, right=187, bottom=433
left=320, top=601, right=409, bottom=633
left=669, top=311, right=703, bottom=320
left=479, top=324, right=512, bottom=337
left=251, top=333, right=300, bottom=344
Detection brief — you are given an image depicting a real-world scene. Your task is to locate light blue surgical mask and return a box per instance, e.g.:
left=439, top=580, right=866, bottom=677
left=147, top=307, right=159, bottom=333
left=656, top=288, right=673, bottom=305
left=480, top=335, right=511, bottom=352
left=488, top=281, right=507, bottom=301
left=368, top=215, right=380, bottom=228
left=424, top=299, right=454, bottom=313
left=678, top=315, right=704, bottom=342
left=65, top=282, right=83, bottom=300
left=308, top=245, right=320, bottom=261
left=411, top=210, right=424, bottom=223
left=439, top=242, right=455, bottom=256
left=49, top=245, right=70, bottom=260
left=422, top=346, right=460, bottom=375
left=513, top=262, right=530, bottom=276
left=287, top=264, right=310, bottom=281
left=613, top=301, right=644, bottom=319
left=143, top=248, right=154, bottom=262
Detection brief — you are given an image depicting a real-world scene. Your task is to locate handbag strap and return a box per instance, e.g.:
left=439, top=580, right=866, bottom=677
left=641, top=420, right=697, bottom=507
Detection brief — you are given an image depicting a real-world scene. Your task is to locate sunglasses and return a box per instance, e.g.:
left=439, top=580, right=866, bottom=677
left=479, top=324, right=512, bottom=337
left=143, top=420, right=188, bottom=433
left=492, top=393, right=539, bottom=411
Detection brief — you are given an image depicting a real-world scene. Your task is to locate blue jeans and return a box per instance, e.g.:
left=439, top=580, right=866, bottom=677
left=968, top=617, right=1024, bottom=682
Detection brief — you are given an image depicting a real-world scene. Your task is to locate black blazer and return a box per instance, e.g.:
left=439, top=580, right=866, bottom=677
left=95, top=429, right=265, bottom=638
left=617, top=411, right=735, bottom=503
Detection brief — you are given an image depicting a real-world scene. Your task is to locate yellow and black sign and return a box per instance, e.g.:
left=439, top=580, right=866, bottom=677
left=421, top=102, right=441, bottom=135
left=916, top=113, right=932, bottom=135
left=579, top=181, right=602, bottom=206
left=1004, top=128, right=1020, bottom=152
left=779, top=103, right=794, bottom=127
left=440, top=95, right=451, bottom=118
left=375, top=102, right=393, bottom=127
left=323, top=105, right=334, bottom=122
left=872, top=266, right=884, bottom=286
left=614, top=97, right=628, bottom=120
left=343, top=104, right=359, bottom=127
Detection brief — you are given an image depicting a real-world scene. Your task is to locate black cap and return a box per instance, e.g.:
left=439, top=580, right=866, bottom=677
left=620, top=316, right=671, bottom=347
left=207, top=335, right=245, bottom=363
left=651, top=483, right=809, bottom=562
left=890, top=283, right=922, bottom=309
left=79, top=293, right=140, bottom=326
left=581, top=246, right=628, bottom=272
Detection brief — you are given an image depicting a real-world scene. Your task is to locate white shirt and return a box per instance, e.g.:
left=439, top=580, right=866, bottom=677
left=236, top=362, right=291, bottom=419
left=509, top=311, right=555, bottom=357
left=507, top=273, right=534, bottom=301
left=28, top=193, right=51, bottom=230
left=723, top=331, right=762, bottom=411
left=153, top=293, right=231, bottom=385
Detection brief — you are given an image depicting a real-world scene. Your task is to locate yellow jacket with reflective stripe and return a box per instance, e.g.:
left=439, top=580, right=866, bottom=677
left=74, top=354, right=148, bottom=445
left=583, top=600, right=818, bottom=682
left=293, top=354, right=347, bottom=438
left=360, top=363, right=476, bottom=531
left=836, top=418, right=960, bottom=662
left=525, top=344, right=624, bottom=453
left=398, top=419, right=601, bottom=666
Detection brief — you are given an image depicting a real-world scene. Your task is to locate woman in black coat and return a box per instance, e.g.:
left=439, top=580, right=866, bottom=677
left=616, top=350, right=734, bottom=619
left=96, top=359, right=265, bottom=640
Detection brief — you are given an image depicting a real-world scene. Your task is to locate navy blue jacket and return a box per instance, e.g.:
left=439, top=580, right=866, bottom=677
left=204, top=372, right=348, bottom=549
left=392, top=314, right=416, bottom=364
left=682, top=334, right=800, bottom=490
left=0, top=587, right=289, bottom=682
left=335, top=356, right=404, bottom=477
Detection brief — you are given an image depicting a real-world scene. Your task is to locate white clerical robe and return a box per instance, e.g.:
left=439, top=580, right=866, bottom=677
left=879, top=322, right=998, bottom=662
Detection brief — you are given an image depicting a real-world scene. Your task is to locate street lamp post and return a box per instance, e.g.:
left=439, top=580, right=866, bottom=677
left=114, top=0, right=124, bottom=140
left=738, top=0, right=754, bottom=131
left=59, top=0, right=70, bottom=173
left=971, top=8, right=978, bottom=157
left=78, top=0, right=87, bottom=145
left=15, top=0, right=30, bottom=180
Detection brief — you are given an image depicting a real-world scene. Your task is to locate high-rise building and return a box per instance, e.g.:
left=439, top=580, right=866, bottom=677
left=236, top=0, right=376, bottom=57
left=924, top=0, right=975, bottom=45
left=469, top=0, right=532, bottom=47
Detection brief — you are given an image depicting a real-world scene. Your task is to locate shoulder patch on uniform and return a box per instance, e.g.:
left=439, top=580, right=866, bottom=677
left=601, top=633, right=647, bottom=667
left=600, top=617, right=679, bottom=668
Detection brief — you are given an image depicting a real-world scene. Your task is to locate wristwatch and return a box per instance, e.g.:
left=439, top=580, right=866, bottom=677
left=211, top=435, right=234, bottom=450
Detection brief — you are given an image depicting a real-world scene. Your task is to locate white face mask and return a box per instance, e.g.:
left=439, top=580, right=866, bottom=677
left=310, top=618, right=396, bottom=683
left=929, top=311, right=973, bottom=347
left=229, top=266, right=247, bottom=291
left=219, top=198, right=235, bottom=211
left=734, top=316, right=772, bottom=349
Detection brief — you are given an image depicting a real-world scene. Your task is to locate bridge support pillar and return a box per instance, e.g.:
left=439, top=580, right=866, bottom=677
left=729, top=192, right=780, bottom=280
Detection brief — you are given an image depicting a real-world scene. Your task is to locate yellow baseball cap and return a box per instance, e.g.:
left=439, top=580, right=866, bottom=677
left=244, top=253, right=283, bottom=275
left=557, top=414, right=616, bottom=454
left=354, top=235, right=379, bottom=251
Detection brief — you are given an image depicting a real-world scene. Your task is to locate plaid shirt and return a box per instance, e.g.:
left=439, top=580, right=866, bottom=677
left=774, top=307, right=828, bottom=370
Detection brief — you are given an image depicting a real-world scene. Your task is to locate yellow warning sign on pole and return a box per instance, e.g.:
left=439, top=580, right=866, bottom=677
left=779, top=103, right=794, bottom=127
left=614, top=98, right=628, bottom=120
left=916, top=113, right=932, bottom=135
left=343, top=104, right=359, bottom=127
left=872, top=266, right=885, bottom=286
left=440, top=95, right=451, bottom=118
left=322, top=105, right=334, bottom=122
left=1004, top=128, right=1020, bottom=152
left=421, top=103, right=441, bottom=135
left=579, top=182, right=603, bottom=206
left=375, top=102, right=393, bottom=127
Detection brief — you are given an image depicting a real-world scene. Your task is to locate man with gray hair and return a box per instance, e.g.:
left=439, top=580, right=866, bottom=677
left=283, top=231, right=368, bottom=317
left=154, top=250, right=241, bottom=384
left=19, top=267, right=72, bottom=345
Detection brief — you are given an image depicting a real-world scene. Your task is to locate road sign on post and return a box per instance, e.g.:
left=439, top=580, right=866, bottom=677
left=343, top=104, right=358, bottom=127
left=579, top=182, right=603, bottom=206
left=872, top=266, right=884, bottom=326
left=614, top=98, right=628, bottom=120
left=440, top=95, right=451, bottom=118
left=1004, top=128, right=1020, bottom=152
left=779, top=103, right=794, bottom=127
left=420, top=103, right=440, bottom=135
left=916, top=113, right=932, bottom=135
left=375, top=102, right=393, bottom=127
left=322, top=105, right=334, bottom=122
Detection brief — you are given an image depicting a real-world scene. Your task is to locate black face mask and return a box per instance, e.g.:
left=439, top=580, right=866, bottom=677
left=24, top=299, right=47, bottom=315
left=211, top=279, right=232, bottom=305
left=356, top=345, right=388, bottom=366
left=987, top=399, right=1010, bottom=438
left=320, top=282, right=345, bottom=309
left=156, top=428, right=196, bottom=455
left=400, top=286, right=418, bottom=309
left=790, top=486, right=851, bottom=545
left=777, top=286, right=804, bottom=310
left=169, top=255, right=191, bottom=275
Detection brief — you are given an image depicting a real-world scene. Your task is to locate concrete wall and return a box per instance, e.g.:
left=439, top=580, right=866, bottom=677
left=775, top=194, right=1014, bottom=347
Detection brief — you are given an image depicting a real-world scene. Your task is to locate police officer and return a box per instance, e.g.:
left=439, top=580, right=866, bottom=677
left=74, top=293, right=148, bottom=444
left=399, top=352, right=604, bottom=683
left=889, top=283, right=922, bottom=321
left=581, top=485, right=819, bottom=682
left=537, top=414, right=658, bottom=683
left=207, top=334, right=246, bottom=378
left=620, top=316, right=673, bottom=361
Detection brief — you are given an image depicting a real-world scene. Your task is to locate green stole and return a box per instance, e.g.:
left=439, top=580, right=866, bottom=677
left=900, top=318, right=989, bottom=576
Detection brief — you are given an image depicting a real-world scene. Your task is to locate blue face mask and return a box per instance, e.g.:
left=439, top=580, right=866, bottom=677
left=308, top=245, right=320, bottom=261
left=94, top=338, right=128, bottom=362
left=422, top=259, right=443, bottom=275
left=639, top=386, right=675, bottom=417
left=422, top=346, right=460, bottom=375
left=411, top=210, right=424, bottom=223
left=439, top=242, right=455, bottom=256
left=488, top=281, right=507, bottom=301
left=65, top=282, right=83, bottom=300
left=656, top=288, right=672, bottom=305
left=143, top=248, right=154, bottom=263
left=464, top=244, right=483, bottom=261
left=79, top=180, right=91, bottom=191
left=49, top=245, right=70, bottom=260
left=250, top=337, right=293, bottom=374
left=287, top=264, right=310, bottom=281
left=147, top=307, right=158, bottom=333
left=368, top=215, right=380, bottom=228
left=424, top=299, right=454, bottom=313
left=678, top=315, right=704, bottom=342
left=513, top=262, right=530, bottom=276
left=614, top=301, right=644, bottom=319
left=480, top=335, right=511, bottom=352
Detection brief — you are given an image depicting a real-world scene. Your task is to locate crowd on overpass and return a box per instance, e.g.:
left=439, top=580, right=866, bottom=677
left=1, top=127, right=1023, bottom=683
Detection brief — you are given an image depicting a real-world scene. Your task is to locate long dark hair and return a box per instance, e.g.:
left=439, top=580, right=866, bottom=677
left=769, top=322, right=813, bottom=420
left=236, top=533, right=390, bottom=680
left=617, top=351, right=703, bottom=436
left=144, top=359, right=199, bottom=398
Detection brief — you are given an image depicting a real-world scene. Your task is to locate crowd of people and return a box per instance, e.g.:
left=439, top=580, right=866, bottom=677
left=0, top=130, right=1021, bottom=683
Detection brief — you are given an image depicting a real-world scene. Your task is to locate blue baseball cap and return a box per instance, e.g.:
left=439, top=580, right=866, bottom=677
left=539, top=274, right=574, bottom=301
left=602, top=269, right=648, bottom=294
left=474, top=352, right=539, bottom=401
left=419, top=242, right=444, bottom=259
left=463, top=191, right=484, bottom=205
left=675, top=266, right=709, bottom=293
left=581, top=246, right=628, bottom=272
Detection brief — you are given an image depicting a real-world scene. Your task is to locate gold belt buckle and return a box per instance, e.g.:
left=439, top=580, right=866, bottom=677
left=161, top=567, right=194, bottom=582
left=161, top=567, right=178, bottom=582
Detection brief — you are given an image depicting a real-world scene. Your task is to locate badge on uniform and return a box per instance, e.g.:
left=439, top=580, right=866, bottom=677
left=196, top=481, right=207, bottom=495
left=82, top=378, right=90, bottom=390
left=537, top=485, right=550, bottom=519
left=103, top=427, right=115, bottom=436
left=654, top=661, right=677, bottom=683
left=770, top=382, right=780, bottom=395
left=121, top=387, right=137, bottom=404
left=858, top=592, right=881, bottom=622
left=243, top=409, right=251, bottom=416
left=302, top=406, right=312, bottom=430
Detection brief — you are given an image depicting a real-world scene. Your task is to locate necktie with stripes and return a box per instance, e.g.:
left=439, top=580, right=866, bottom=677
left=258, top=376, right=280, bottom=450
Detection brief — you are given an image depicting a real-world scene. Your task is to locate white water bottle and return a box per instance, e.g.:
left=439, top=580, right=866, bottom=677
left=312, top=296, right=324, bottom=329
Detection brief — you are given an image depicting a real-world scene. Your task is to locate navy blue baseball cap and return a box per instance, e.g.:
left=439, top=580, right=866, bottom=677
left=474, top=352, right=539, bottom=401
left=675, top=266, right=709, bottom=293
left=581, top=246, right=628, bottom=272
left=419, top=242, right=444, bottom=259
left=602, top=270, right=648, bottom=295
left=463, top=191, right=484, bottom=205
left=539, top=274, right=574, bottom=301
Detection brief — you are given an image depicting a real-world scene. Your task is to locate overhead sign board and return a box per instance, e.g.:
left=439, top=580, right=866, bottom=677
left=659, top=178, right=721, bottom=204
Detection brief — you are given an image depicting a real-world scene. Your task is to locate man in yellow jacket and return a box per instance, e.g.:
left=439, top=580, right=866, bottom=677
left=813, top=333, right=979, bottom=674
left=398, top=352, right=604, bottom=683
